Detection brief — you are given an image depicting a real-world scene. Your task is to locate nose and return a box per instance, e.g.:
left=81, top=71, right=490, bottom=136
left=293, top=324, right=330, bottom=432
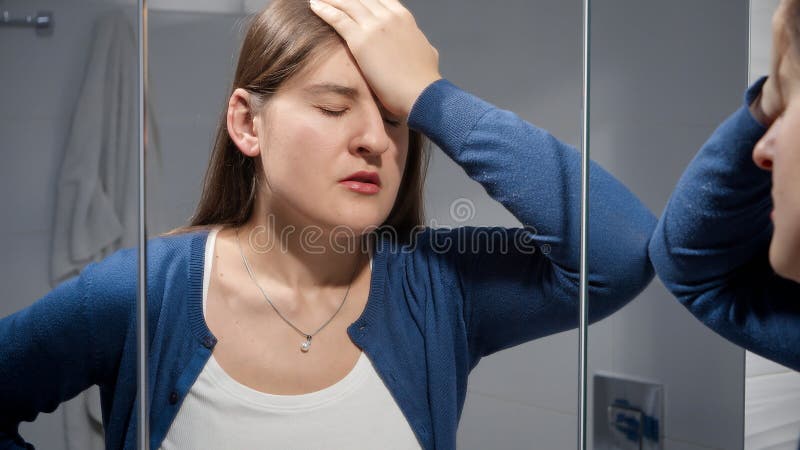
left=753, top=116, right=782, bottom=171
left=350, top=105, right=392, bottom=157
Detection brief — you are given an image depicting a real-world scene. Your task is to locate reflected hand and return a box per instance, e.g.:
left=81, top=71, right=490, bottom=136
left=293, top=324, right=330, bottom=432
left=751, top=0, right=794, bottom=126
left=751, top=76, right=783, bottom=127
left=309, top=0, right=442, bottom=120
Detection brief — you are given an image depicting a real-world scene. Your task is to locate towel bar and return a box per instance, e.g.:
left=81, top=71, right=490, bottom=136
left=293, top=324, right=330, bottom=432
left=0, top=10, right=53, bottom=33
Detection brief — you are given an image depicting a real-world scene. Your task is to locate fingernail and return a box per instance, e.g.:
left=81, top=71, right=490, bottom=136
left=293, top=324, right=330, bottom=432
left=309, top=0, right=319, bottom=8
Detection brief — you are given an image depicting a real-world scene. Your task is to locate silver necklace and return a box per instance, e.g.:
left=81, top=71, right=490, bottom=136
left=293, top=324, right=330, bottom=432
left=234, top=227, right=360, bottom=353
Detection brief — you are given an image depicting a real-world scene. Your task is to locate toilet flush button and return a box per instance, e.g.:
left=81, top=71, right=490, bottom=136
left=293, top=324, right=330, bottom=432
left=594, top=372, right=663, bottom=450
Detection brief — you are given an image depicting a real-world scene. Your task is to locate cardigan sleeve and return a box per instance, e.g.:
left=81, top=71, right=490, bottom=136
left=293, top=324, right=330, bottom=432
left=648, top=77, right=800, bottom=371
left=0, top=249, right=132, bottom=449
left=407, top=79, right=656, bottom=360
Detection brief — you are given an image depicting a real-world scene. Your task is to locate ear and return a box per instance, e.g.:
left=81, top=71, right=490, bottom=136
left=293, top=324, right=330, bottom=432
left=227, top=88, right=261, bottom=157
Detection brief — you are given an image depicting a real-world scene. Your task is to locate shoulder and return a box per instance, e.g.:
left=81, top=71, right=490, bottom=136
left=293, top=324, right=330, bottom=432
left=80, top=230, right=208, bottom=311
left=86, top=230, right=205, bottom=279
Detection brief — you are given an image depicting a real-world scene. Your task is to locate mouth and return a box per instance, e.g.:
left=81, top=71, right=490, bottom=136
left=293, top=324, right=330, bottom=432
left=339, top=171, right=382, bottom=195
left=340, top=170, right=381, bottom=187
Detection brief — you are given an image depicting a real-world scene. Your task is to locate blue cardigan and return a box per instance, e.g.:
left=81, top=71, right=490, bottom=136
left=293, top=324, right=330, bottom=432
left=649, top=77, right=800, bottom=371
left=0, top=79, right=656, bottom=450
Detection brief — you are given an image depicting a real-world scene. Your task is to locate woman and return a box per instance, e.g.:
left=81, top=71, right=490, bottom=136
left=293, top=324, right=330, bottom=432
left=0, top=0, right=655, bottom=448
left=649, top=0, right=800, bottom=370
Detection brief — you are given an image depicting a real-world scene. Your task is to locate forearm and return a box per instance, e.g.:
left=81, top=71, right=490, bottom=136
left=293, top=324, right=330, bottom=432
left=0, top=257, right=126, bottom=447
left=650, top=79, right=771, bottom=289
left=409, top=79, right=656, bottom=311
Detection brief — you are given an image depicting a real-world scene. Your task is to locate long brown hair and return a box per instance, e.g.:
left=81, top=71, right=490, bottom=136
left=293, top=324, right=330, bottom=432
left=162, top=0, right=429, bottom=244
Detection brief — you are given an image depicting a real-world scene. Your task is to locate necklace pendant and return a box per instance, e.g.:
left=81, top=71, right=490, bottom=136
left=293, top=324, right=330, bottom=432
left=301, top=335, right=312, bottom=352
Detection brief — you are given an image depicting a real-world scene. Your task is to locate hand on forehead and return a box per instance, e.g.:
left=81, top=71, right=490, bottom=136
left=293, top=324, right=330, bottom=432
left=309, top=0, right=442, bottom=120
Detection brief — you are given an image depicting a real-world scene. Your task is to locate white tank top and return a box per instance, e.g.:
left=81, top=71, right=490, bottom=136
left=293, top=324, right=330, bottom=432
left=160, top=227, right=421, bottom=450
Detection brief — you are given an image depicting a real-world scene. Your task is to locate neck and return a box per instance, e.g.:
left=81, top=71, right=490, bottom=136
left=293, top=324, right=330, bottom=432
left=236, top=209, right=372, bottom=292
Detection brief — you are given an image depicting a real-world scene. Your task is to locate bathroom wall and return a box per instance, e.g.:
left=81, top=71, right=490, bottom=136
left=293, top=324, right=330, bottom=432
left=586, top=1, right=749, bottom=449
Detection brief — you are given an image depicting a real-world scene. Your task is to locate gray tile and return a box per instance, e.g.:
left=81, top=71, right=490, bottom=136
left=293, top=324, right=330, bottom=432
left=458, top=392, right=576, bottom=450
left=0, top=230, right=53, bottom=318
left=0, top=117, right=64, bottom=234
left=468, top=331, right=579, bottom=415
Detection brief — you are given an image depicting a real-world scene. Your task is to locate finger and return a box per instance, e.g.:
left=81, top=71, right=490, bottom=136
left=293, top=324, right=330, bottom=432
left=316, top=0, right=375, bottom=24
left=375, top=0, right=410, bottom=15
left=359, top=0, right=391, bottom=17
left=309, top=0, right=359, bottom=38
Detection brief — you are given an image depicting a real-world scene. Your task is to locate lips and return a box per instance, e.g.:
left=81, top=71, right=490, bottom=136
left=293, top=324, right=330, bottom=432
left=340, top=170, right=381, bottom=187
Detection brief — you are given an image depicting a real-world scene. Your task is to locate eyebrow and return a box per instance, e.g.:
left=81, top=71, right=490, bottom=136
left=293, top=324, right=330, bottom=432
left=303, top=83, right=360, bottom=99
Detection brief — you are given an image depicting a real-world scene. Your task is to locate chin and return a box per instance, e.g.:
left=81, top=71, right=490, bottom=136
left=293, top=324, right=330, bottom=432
left=775, top=266, right=800, bottom=283
left=328, top=216, right=385, bottom=235
left=769, top=243, right=800, bottom=283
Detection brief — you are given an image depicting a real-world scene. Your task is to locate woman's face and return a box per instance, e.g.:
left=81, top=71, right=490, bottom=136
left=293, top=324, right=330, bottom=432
left=752, top=24, right=800, bottom=281
left=251, top=42, right=409, bottom=238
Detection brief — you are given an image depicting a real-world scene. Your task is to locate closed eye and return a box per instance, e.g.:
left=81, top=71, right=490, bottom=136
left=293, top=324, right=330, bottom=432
left=317, top=106, right=402, bottom=128
left=317, top=106, right=347, bottom=117
left=383, top=116, right=402, bottom=128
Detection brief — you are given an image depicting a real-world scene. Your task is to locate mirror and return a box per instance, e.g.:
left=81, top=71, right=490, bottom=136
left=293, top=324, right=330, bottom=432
left=142, top=0, right=602, bottom=448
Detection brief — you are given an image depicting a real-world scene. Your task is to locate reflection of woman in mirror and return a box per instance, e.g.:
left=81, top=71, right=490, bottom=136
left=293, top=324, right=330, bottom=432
left=0, top=0, right=655, bottom=448
left=650, top=0, right=800, bottom=371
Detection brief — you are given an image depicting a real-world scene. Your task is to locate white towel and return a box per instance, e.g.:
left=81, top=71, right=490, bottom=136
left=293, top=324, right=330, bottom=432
left=50, top=9, right=161, bottom=287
